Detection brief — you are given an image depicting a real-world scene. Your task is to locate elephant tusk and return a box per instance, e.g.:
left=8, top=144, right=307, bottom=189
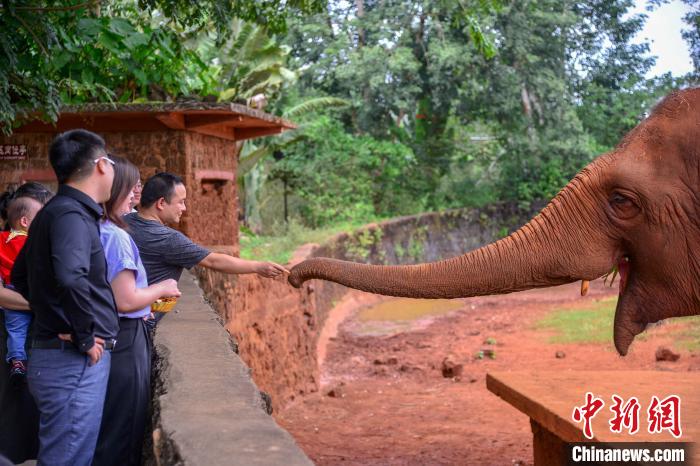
left=580, top=280, right=590, bottom=296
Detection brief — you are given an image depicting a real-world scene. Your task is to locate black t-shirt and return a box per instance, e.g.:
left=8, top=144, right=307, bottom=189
left=124, top=213, right=210, bottom=284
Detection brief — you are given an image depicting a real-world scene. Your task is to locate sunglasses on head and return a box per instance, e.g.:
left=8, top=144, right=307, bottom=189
left=93, top=154, right=115, bottom=166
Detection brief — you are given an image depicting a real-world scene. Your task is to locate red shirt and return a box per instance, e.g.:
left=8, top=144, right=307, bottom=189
left=0, top=230, right=27, bottom=285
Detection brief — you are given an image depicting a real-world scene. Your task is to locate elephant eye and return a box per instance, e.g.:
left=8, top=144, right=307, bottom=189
left=611, top=193, right=630, bottom=205
left=609, top=192, right=640, bottom=219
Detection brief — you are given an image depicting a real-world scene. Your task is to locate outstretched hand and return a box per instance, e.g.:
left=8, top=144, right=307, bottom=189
left=255, top=261, right=289, bottom=278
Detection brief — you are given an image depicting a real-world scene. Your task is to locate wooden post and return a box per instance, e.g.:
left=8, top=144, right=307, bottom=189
left=531, top=420, right=567, bottom=466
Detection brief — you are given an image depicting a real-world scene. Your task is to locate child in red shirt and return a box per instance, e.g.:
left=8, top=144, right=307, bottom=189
left=1, top=196, right=43, bottom=382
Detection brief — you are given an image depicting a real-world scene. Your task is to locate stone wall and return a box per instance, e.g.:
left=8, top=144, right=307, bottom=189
left=181, top=133, right=239, bottom=247
left=150, top=270, right=313, bottom=466
left=0, top=130, right=239, bottom=247
left=193, top=202, right=543, bottom=412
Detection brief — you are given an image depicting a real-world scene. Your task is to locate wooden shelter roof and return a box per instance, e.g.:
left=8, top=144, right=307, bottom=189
left=14, top=101, right=296, bottom=141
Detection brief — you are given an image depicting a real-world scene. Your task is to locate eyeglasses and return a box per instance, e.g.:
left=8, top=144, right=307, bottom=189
left=94, top=155, right=115, bottom=166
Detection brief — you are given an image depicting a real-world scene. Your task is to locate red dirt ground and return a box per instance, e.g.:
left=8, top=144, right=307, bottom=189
left=275, top=280, right=700, bottom=466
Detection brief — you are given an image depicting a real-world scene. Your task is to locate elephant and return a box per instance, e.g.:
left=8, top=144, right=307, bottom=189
left=288, top=87, right=700, bottom=356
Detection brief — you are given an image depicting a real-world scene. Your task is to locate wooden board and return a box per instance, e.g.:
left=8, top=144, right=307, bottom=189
left=486, top=371, right=699, bottom=446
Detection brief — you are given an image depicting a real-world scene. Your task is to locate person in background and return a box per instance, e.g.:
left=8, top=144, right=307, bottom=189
left=0, top=196, right=43, bottom=383
left=0, top=182, right=52, bottom=464
left=92, top=156, right=180, bottom=466
left=130, top=178, right=142, bottom=212
left=125, top=173, right=288, bottom=323
left=12, top=129, right=119, bottom=466
left=0, top=183, right=53, bottom=231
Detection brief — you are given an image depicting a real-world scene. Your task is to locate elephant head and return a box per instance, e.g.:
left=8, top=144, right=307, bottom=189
left=288, top=88, right=700, bottom=355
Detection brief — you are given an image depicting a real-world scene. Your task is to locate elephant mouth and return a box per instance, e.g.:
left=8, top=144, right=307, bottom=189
left=617, top=256, right=631, bottom=294
left=599, top=254, right=631, bottom=294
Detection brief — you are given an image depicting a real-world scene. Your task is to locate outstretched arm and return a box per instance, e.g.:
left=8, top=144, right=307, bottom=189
left=198, top=253, right=288, bottom=278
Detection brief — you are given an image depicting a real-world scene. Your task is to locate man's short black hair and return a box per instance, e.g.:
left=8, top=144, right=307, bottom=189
left=49, top=129, right=106, bottom=184
left=140, top=172, right=184, bottom=208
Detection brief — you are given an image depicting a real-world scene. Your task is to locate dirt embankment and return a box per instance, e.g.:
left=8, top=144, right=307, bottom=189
left=193, top=204, right=699, bottom=465
left=193, top=203, right=540, bottom=412
left=276, top=280, right=699, bottom=466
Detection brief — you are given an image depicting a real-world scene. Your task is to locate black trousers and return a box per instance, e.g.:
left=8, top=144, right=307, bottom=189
left=92, top=317, right=151, bottom=466
left=0, top=312, right=39, bottom=463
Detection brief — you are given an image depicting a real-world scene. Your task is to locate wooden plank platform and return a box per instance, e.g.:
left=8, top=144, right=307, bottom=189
left=487, top=371, right=699, bottom=464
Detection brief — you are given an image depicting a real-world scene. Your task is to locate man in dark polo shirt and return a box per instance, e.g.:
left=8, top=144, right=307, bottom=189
left=125, top=173, right=288, bottom=323
left=12, top=129, right=118, bottom=466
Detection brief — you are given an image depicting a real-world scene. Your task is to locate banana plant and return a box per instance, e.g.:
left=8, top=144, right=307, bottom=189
left=214, top=20, right=297, bottom=101
left=239, top=96, right=349, bottom=230
left=238, top=96, right=350, bottom=179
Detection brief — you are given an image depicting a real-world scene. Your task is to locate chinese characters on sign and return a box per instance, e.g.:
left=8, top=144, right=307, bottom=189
left=0, top=144, right=28, bottom=160
left=572, top=392, right=682, bottom=439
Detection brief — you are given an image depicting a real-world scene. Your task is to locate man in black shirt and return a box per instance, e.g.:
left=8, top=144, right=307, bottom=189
left=12, top=129, right=118, bottom=466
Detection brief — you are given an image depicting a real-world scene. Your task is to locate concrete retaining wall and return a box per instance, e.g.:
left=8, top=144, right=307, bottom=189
left=150, top=270, right=313, bottom=466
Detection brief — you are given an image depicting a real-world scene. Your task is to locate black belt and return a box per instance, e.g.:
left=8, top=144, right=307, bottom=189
left=32, top=338, right=117, bottom=351
left=119, top=317, right=144, bottom=325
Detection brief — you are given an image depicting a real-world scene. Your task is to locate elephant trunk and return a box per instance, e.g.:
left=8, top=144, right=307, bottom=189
left=289, top=160, right=616, bottom=299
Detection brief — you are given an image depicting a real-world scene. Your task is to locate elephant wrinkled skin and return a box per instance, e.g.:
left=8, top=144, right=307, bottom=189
left=289, top=88, right=700, bottom=356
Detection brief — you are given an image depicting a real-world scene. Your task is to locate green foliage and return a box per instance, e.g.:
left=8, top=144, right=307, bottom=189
left=269, top=115, right=419, bottom=228
left=407, top=225, right=428, bottom=262
left=5, top=0, right=694, bottom=242
left=54, top=12, right=214, bottom=103
left=680, top=1, right=700, bottom=76
left=268, top=0, right=679, bottom=226
left=535, top=297, right=618, bottom=345
left=238, top=96, right=350, bottom=179
left=203, top=20, right=297, bottom=101
left=137, top=0, right=326, bottom=37
left=679, top=316, right=700, bottom=351
left=537, top=297, right=700, bottom=350
left=345, top=227, right=384, bottom=262
left=394, top=242, right=407, bottom=260
left=0, top=0, right=325, bottom=133
left=239, top=217, right=383, bottom=264
left=283, top=0, right=502, bottom=206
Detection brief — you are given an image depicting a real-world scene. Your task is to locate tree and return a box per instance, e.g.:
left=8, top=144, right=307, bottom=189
left=278, top=0, right=670, bottom=215
left=238, top=95, right=349, bottom=230
left=283, top=0, right=501, bottom=206
left=0, top=0, right=326, bottom=134
left=199, top=20, right=298, bottom=102
left=267, top=115, right=418, bottom=228
left=679, top=0, right=700, bottom=78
